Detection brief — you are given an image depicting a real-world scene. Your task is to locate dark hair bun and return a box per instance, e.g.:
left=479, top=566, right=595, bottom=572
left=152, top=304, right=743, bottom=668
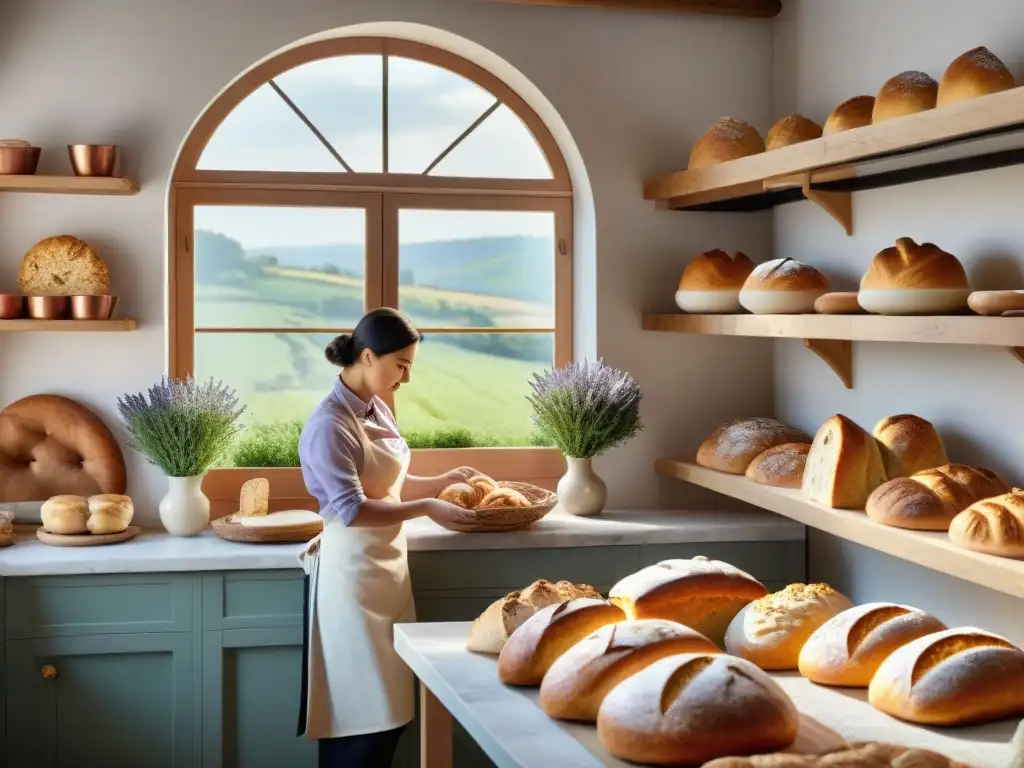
left=325, top=334, right=355, bottom=367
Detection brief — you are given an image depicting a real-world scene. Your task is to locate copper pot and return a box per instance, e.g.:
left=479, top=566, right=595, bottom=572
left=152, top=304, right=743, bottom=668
left=0, top=146, right=41, bottom=175
left=25, top=296, right=70, bottom=320
left=0, top=294, right=24, bottom=319
left=70, top=295, right=117, bottom=320
left=68, top=144, right=119, bottom=177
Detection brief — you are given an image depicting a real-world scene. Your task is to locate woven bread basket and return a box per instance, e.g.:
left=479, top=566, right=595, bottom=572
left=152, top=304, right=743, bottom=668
left=434, top=481, right=557, bottom=533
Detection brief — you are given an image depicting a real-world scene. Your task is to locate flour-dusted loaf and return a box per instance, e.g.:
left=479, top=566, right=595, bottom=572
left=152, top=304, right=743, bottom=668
left=703, top=742, right=972, bottom=767
left=798, top=602, right=948, bottom=687
left=724, top=583, right=854, bottom=670
left=40, top=495, right=90, bottom=535
left=739, top=258, right=830, bottom=314
left=496, top=598, right=624, bottom=684
left=869, top=627, right=1024, bottom=726
left=873, top=70, right=939, bottom=123
left=859, top=237, right=970, bottom=315
left=697, top=417, right=811, bottom=475
left=608, top=556, right=769, bottom=646
left=689, top=117, right=765, bottom=169
left=86, top=494, right=134, bottom=534
left=539, top=619, right=719, bottom=721
left=801, top=414, right=888, bottom=509
left=466, top=579, right=601, bottom=654
left=938, top=46, right=1016, bottom=108
left=596, top=652, right=799, bottom=765
left=872, top=414, right=949, bottom=478
left=765, top=114, right=822, bottom=150
left=18, top=235, right=111, bottom=296
left=866, top=464, right=1009, bottom=531
left=949, top=488, right=1024, bottom=558
left=675, top=249, right=755, bottom=313
left=823, top=95, right=875, bottom=134
left=744, top=443, right=810, bottom=489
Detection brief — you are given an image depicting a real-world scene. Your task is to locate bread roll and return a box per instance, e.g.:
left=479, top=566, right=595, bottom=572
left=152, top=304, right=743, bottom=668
left=18, top=235, right=110, bottom=296
left=801, top=414, right=888, bottom=509
left=468, top=474, right=496, bottom=497
left=744, top=443, right=810, bottom=489
left=478, top=487, right=529, bottom=509
left=438, top=482, right=476, bottom=508
left=539, top=619, right=719, bottom=721
left=823, top=95, right=875, bottom=135
left=86, top=494, right=134, bottom=535
left=724, top=583, right=854, bottom=670
left=949, top=488, right=1024, bottom=558
left=867, top=464, right=1009, bottom=531
left=596, top=653, right=799, bottom=765
left=675, top=249, right=755, bottom=313
left=40, top=494, right=89, bottom=535
left=872, top=414, right=949, bottom=478
left=873, top=71, right=939, bottom=123
left=496, top=598, right=624, bottom=685
left=869, top=627, right=1024, bottom=726
left=703, top=742, right=971, bottom=767
left=798, top=602, right=948, bottom=687
left=739, top=258, right=830, bottom=314
left=608, top=555, right=768, bottom=645
left=689, top=117, right=765, bottom=170
left=698, top=417, right=811, bottom=475
left=765, top=115, right=822, bottom=150
left=938, top=46, right=1016, bottom=108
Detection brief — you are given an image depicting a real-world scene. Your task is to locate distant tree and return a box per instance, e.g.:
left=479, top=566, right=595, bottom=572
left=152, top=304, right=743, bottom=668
left=321, top=263, right=341, bottom=276
left=194, top=230, right=247, bottom=286
left=399, top=268, right=416, bottom=286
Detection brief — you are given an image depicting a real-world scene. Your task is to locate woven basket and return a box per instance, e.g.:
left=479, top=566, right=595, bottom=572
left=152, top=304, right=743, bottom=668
left=210, top=512, right=323, bottom=544
left=435, top=481, right=557, bottom=533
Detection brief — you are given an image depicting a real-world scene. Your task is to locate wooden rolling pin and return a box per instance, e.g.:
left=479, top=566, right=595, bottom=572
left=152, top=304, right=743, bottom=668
left=967, top=290, right=1024, bottom=316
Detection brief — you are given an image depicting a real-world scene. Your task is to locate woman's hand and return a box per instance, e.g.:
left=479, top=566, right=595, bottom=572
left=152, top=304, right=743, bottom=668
left=425, top=498, right=475, bottom=529
left=443, top=466, right=482, bottom=485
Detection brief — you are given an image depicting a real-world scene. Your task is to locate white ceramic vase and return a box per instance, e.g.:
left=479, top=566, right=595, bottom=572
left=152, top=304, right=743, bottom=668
left=158, top=474, right=211, bottom=536
left=556, top=457, right=607, bottom=517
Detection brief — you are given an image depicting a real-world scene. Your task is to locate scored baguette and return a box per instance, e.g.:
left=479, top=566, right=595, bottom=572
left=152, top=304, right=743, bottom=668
left=949, top=488, right=1024, bottom=558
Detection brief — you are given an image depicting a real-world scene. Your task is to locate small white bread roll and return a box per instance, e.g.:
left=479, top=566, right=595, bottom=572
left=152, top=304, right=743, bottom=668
left=801, top=414, right=887, bottom=510
left=41, top=495, right=89, bottom=535
left=539, top=619, right=719, bottom=721
left=744, top=442, right=810, bottom=489
left=596, top=653, right=799, bottom=765
left=739, top=258, right=830, bottom=314
left=823, top=95, right=875, bottom=134
left=724, top=583, right=853, bottom=670
left=937, top=46, right=1016, bottom=108
left=697, top=417, right=811, bottom=475
left=797, top=602, right=947, bottom=687
left=868, top=627, right=1024, bottom=726
left=688, top=117, right=765, bottom=169
left=765, top=114, right=822, bottom=150
left=675, top=249, right=755, bottom=314
left=872, top=414, right=949, bottom=478
left=859, top=237, right=970, bottom=315
left=949, top=488, right=1024, bottom=558
left=873, top=70, right=939, bottom=123
left=86, top=494, right=134, bottom=534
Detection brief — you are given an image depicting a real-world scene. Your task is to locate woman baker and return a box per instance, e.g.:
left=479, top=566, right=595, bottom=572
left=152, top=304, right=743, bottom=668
left=296, top=307, right=478, bottom=767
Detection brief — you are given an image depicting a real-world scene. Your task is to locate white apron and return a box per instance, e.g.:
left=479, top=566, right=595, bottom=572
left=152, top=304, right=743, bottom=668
left=298, top=421, right=415, bottom=739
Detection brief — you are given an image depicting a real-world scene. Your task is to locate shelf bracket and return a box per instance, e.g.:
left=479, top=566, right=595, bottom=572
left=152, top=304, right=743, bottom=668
left=801, top=174, right=853, bottom=236
left=1010, top=347, right=1024, bottom=365
left=804, top=338, right=853, bottom=388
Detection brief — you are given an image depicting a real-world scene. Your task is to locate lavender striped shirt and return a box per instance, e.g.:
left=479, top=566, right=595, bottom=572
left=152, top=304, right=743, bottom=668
left=298, top=377, right=407, bottom=526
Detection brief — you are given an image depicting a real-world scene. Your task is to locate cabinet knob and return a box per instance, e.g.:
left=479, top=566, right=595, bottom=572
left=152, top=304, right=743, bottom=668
left=41, top=664, right=58, bottom=680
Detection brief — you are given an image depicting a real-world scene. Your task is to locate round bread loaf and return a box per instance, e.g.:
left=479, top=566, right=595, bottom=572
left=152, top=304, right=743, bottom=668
left=744, top=443, right=810, bottom=489
left=859, top=238, right=970, bottom=315
left=724, top=583, right=854, bottom=670
left=866, top=464, right=1009, bottom=531
left=872, top=414, right=949, bottom=478
left=739, top=258, right=830, bottom=314
left=675, top=250, right=754, bottom=313
left=697, top=417, right=811, bottom=475
left=873, top=70, right=939, bottom=123
left=86, top=494, right=134, bottom=534
left=765, top=114, right=822, bottom=150
left=18, top=235, right=110, bottom=297
left=868, top=627, right=1024, bottom=726
left=949, top=488, right=1024, bottom=558
left=823, top=95, right=875, bottom=135
left=596, top=652, right=799, bottom=765
left=689, top=117, right=765, bottom=170
left=41, top=495, right=90, bottom=535
left=539, top=619, right=719, bottom=721
left=937, top=46, right=1016, bottom=108
left=798, top=602, right=948, bottom=687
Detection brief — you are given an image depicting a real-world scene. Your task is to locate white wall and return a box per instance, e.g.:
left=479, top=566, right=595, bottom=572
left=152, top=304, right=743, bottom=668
left=773, top=0, right=1024, bottom=644
left=0, top=0, right=776, bottom=525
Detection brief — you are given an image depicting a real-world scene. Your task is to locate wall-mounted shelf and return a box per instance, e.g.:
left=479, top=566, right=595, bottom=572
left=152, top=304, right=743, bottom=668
left=643, top=313, right=1024, bottom=388
left=0, top=319, right=138, bottom=332
left=655, top=459, right=1024, bottom=599
left=0, top=175, right=139, bottom=195
left=643, top=86, right=1024, bottom=232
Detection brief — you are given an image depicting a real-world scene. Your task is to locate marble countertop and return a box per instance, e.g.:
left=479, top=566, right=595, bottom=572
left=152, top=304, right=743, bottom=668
left=0, top=508, right=803, bottom=577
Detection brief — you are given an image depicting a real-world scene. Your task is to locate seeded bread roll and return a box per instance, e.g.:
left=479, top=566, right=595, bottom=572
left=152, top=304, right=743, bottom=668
left=801, top=414, right=888, bottom=509
left=869, top=627, right=1024, bottom=726
left=872, top=414, right=949, bottom=478
left=739, top=258, right=831, bottom=314
left=938, top=46, right=1016, bottom=108
left=765, top=114, right=822, bottom=150
left=949, top=488, right=1024, bottom=558
left=873, top=71, right=939, bottom=123
left=689, top=117, right=765, bottom=169
left=724, top=583, right=854, bottom=670
left=596, top=653, right=799, bottom=765
left=608, top=555, right=769, bottom=646
left=823, top=95, right=875, bottom=134
left=798, top=602, right=948, bottom=687
left=539, top=619, right=719, bottom=721
left=745, top=443, right=810, bottom=489
left=697, top=417, right=811, bottom=475
left=18, top=235, right=111, bottom=296
left=866, top=464, right=1009, bottom=531
left=675, top=249, right=755, bottom=314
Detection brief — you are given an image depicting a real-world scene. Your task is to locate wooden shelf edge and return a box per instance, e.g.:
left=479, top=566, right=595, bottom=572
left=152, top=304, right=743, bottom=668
left=0, top=175, right=139, bottom=195
left=0, top=318, right=138, bottom=332
left=482, top=0, right=782, bottom=17
left=655, top=459, right=1024, bottom=599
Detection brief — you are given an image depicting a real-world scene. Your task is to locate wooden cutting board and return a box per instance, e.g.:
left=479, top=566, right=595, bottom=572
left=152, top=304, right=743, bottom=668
left=36, top=525, right=140, bottom=547
left=211, top=510, right=323, bottom=544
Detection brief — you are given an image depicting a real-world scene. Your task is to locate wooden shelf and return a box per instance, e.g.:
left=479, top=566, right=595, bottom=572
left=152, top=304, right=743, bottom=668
left=483, top=0, right=782, bottom=17
left=0, top=175, right=138, bottom=195
left=655, top=459, right=1024, bottom=600
left=0, top=319, right=138, bottom=332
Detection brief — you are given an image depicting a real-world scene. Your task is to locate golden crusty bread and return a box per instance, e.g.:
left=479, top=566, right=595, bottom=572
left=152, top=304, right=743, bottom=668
left=478, top=487, right=529, bottom=509
left=872, top=414, right=949, bottom=479
left=873, top=71, right=939, bottom=124
left=938, top=46, right=1016, bottom=108
left=745, top=443, right=810, bottom=490
left=724, top=583, right=854, bottom=670
left=798, top=602, right=948, bottom=687
left=869, top=627, right=1024, bottom=726
left=861, top=238, right=969, bottom=291
left=823, top=95, right=875, bottom=135
left=678, top=249, right=755, bottom=291
left=801, top=414, right=888, bottom=510
left=438, top=473, right=503, bottom=509
left=866, top=464, right=1009, bottom=532
left=703, top=741, right=972, bottom=767
left=949, top=487, right=1024, bottom=558
left=698, top=417, right=811, bottom=475
left=765, top=114, right=822, bottom=150
left=689, top=117, right=765, bottom=169
left=742, top=258, right=830, bottom=293
left=19, top=235, right=110, bottom=296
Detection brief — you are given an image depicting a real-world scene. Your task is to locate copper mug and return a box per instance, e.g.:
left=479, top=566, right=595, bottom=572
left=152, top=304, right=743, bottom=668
left=68, top=144, right=119, bottom=177
left=0, top=294, right=24, bottom=319
left=70, top=295, right=117, bottom=320
left=25, top=296, right=70, bottom=319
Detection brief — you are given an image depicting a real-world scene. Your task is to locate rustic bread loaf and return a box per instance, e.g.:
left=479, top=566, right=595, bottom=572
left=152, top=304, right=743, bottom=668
left=703, top=741, right=972, bottom=767
left=862, top=238, right=969, bottom=291
left=938, top=46, right=1016, bottom=107
left=873, top=70, right=939, bottom=123
left=765, top=114, right=822, bottom=150
left=866, top=464, right=1009, bottom=531
left=949, top=488, right=1024, bottom=558
left=801, top=414, right=888, bottom=509
left=18, top=235, right=110, bottom=296
left=872, top=414, right=949, bottom=478
left=689, top=117, right=765, bottom=169
left=239, top=478, right=270, bottom=516
left=745, top=443, right=810, bottom=489
left=676, top=249, right=755, bottom=313
left=739, top=258, right=831, bottom=314
left=823, top=95, right=875, bottom=134
left=697, top=417, right=811, bottom=474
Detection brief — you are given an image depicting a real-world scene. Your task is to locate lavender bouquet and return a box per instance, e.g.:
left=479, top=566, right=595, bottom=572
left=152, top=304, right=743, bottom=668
left=117, top=376, right=246, bottom=477
left=526, top=360, right=643, bottom=460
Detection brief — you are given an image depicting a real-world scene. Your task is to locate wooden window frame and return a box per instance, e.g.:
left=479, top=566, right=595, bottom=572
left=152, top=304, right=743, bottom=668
left=168, top=37, right=574, bottom=515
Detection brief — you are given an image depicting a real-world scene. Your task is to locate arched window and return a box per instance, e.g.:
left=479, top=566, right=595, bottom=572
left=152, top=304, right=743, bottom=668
left=169, top=37, right=572, bottom=501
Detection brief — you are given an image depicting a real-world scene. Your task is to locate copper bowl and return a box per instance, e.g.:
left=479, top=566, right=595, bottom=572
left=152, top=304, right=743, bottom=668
left=25, top=296, right=70, bottom=320
left=0, top=294, right=24, bottom=319
left=68, top=144, right=119, bottom=177
left=0, top=146, right=41, bottom=175
left=70, top=295, right=117, bottom=320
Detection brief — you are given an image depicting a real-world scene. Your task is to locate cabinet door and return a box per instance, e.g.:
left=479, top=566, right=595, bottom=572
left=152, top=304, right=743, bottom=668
left=5, top=633, right=199, bottom=768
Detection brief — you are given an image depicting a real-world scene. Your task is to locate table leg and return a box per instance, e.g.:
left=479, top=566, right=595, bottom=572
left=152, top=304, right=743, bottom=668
left=420, top=684, right=453, bottom=768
